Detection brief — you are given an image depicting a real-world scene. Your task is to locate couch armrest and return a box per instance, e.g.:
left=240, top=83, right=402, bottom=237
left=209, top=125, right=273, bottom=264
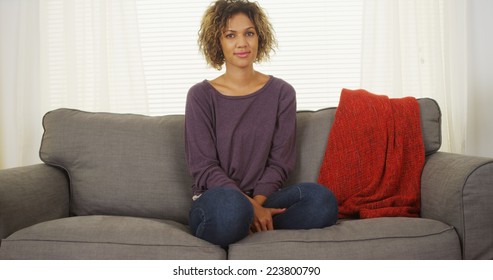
left=0, top=164, right=69, bottom=240
left=421, top=152, right=493, bottom=259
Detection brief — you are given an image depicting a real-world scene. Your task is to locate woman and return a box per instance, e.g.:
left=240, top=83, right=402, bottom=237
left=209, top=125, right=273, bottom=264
left=185, top=0, right=338, bottom=247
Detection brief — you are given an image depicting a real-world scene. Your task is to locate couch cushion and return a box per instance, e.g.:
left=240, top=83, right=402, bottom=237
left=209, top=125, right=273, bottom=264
left=287, top=98, right=441, bottom=184
left=0, top=216, right=225, bottom=260
left=418, top=98, right=442, bottom=155
left=228, top=217, right=460, bottom=259
left=40, top=109, right=193, bottom=223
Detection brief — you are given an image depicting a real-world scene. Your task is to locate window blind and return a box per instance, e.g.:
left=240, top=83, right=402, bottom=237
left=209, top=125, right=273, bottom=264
left=44, top=0, right=364, bottom=115
left=136, top=0, right=363, bottom=115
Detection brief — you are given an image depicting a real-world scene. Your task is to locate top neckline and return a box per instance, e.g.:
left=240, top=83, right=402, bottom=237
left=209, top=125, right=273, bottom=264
left=204, top=75, right=274, bottom=99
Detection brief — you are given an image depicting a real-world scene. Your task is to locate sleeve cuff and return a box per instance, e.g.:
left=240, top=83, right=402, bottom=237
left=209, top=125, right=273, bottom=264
left=253, top=183, right=279, bottom=198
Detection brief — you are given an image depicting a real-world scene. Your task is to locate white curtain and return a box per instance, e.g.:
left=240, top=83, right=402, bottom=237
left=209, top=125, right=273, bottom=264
left=0, top=0, right=468, bottom=169
left=39, top=0, right=148, bottom=114
left=0, top=0, right=147, bottom=169
left=360, top=0, right=468, bottom=153
left=0, top=0, right=42, bottom=169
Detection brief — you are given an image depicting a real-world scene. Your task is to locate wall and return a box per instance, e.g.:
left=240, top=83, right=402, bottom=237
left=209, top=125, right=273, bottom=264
left=467, top=0, right=493, bottom=157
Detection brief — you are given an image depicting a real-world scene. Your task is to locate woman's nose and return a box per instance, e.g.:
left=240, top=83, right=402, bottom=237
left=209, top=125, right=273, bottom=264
left=236, top=35, right=247, bottom=47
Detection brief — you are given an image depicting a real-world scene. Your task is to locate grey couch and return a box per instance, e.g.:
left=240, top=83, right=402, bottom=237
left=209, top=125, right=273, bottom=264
left=1, top=98, right=492, bottom=259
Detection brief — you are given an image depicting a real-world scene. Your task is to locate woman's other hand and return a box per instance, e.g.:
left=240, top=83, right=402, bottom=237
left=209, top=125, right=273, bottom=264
left=248, top=195, right=285, bottom=232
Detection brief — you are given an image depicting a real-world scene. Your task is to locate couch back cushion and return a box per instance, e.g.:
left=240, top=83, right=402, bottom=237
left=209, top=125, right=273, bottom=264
left=40, top=109, right=193, bottom=224
left=39, top=98, right=440, bottom=223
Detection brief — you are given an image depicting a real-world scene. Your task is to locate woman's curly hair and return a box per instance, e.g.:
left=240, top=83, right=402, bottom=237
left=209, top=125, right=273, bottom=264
left=198, top=0, right=277, bottom=70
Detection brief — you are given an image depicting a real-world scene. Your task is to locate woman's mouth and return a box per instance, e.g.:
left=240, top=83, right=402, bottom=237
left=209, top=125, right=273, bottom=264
left=234, top=52, right=250, bottom=58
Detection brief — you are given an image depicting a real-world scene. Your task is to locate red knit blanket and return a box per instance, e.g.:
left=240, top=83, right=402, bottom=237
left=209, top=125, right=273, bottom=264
left=318, top=89, right=425, bottom=219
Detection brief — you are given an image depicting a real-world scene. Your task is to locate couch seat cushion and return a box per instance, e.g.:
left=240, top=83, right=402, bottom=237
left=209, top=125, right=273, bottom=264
left=228, top=217, right=460, bottom=259
left=0, top=215, right=225, bottom=260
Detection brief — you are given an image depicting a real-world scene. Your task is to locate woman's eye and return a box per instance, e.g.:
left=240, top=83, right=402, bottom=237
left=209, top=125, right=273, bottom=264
left=225, top=33, right=235, bottom=39
left=246, top=31, right=255, bottom=37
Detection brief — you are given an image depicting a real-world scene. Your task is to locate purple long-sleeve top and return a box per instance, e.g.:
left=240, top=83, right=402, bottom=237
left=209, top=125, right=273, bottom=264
left=184, top=76, right=297, bottom=198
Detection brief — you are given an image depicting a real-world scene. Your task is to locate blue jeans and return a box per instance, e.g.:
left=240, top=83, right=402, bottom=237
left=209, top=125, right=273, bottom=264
left=188, top=182, right=338, bottom=247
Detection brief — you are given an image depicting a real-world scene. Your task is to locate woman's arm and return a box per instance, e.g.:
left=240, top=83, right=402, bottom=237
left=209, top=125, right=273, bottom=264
left=184, top=85, right=240, bottom=194
left=253, top=83, right=297, bottom=197
left=248, top=83, right=297, bottom=232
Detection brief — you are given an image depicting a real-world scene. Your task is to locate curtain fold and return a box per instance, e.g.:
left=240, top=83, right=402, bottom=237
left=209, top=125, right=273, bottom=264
left=360, top=0, right=468, bottom=153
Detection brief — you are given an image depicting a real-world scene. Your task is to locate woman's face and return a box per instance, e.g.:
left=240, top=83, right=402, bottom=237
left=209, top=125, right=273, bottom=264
left=220, top=13, right=259, bottom=70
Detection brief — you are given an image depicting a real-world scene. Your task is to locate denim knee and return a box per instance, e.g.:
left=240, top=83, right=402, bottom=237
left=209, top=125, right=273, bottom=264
left=298, top=182, right=338, bottom=227
left=189, top=187, right=253, bottom=247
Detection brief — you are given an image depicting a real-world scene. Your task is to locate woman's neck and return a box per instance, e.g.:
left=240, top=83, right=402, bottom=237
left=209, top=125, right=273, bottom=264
left=223, top=66, right=257, bottom=88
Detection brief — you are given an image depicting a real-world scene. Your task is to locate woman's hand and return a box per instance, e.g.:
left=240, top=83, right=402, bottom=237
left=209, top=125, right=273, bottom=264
left=247, top=195, right=286, bottom=232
